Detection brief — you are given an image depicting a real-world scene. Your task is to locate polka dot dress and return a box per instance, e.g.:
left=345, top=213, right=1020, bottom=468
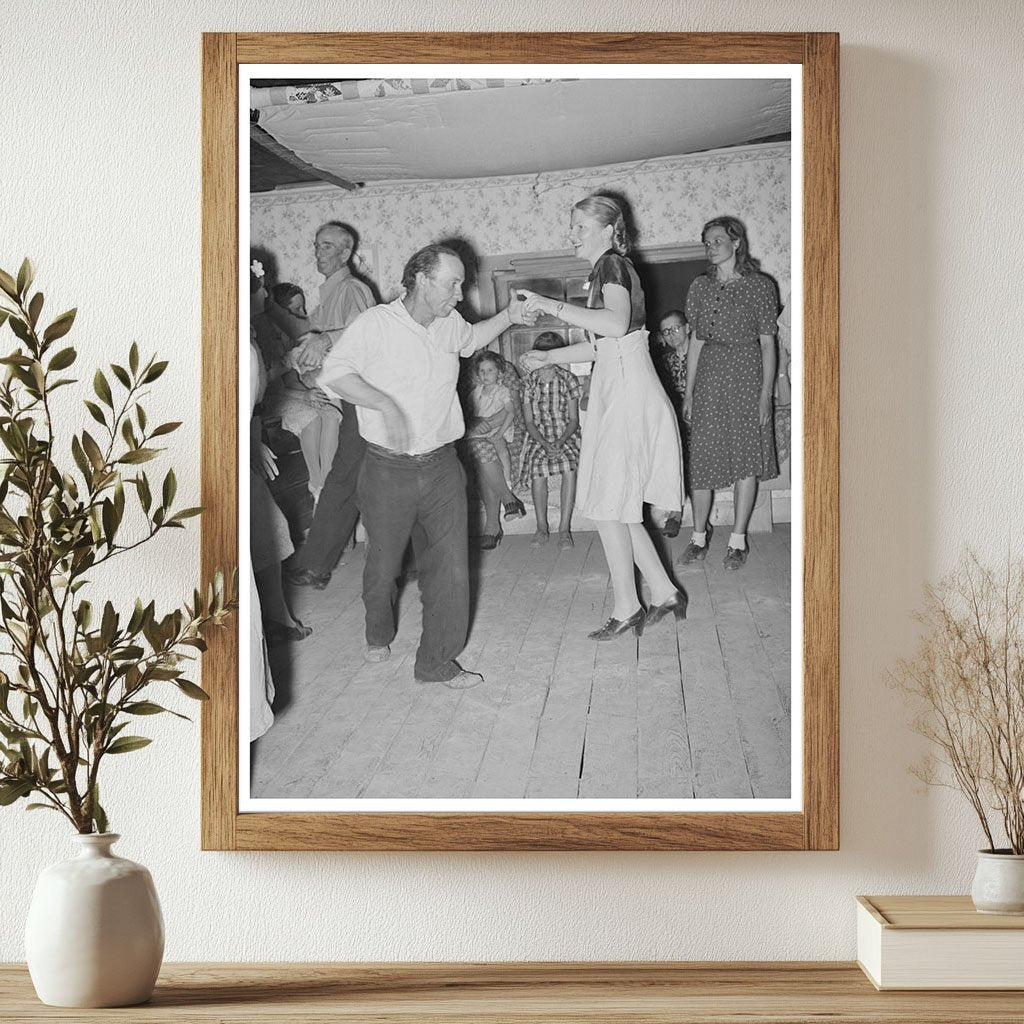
left=685, top=272, right=780, bottom=490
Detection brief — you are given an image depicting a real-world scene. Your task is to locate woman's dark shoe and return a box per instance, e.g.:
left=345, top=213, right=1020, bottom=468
left=645, top=590, right=689, bottom=627
left=503, top=497, right=527, bottom=520
left=661, top=513, right=682, bottom=538
left=588, top=608, right=646, bottom=641
left=479, top=528, right=503, bottom=550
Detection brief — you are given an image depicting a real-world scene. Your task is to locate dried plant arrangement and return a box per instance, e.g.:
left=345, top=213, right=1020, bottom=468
left=894, top=551, right=1024, bottom=854
left=0, top=259, right=236, bottom=834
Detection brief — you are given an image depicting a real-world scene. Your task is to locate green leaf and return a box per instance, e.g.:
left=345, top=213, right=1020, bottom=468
left=136, top=473, right=152, bottom=513
left=16, top=258, right=35, bottom=298
left=27, top=291, right=43, bottom=328
left=100, top=601, right=117, bottom=647
left=70, top=435, right=92, bottom=483
left=93, top=369, right=113, bottom=409
left=149, top=421, right=181, bottom=438
left=8, top=316, right=32, bottom=345
left=121, top=418, right=137, bottom=449
left=83, top=400, right=107, bottom=427
left=91, top=785, right=108, bottom=834
left=0, top=309, right=10, bottom=331
left=105, top=735, right=152, bottom=755
left=175, top=679, right=210, bottom=701
left=0, top=779, right=33, bottom=805
left=26, top=803, right=61, bottom=813
left=168, top=507, right=202, bottom=524
left=129, top=342, right=139, bottom=375
left=76, top=600, right=93, bottom=631
left=162, top=468, right=176, bottom=508
left=124, top=700, right=171, bottom=716
left=0, top=268, right=18, bottom=300
left=42, top=308, right=77, bottom=344
left=101, top=498, right=117, bottom=546
left=142, top=360, right=168, bottom=383
left=118, top=448, right=158, bottom=465
left=47, top=346, right=76, bottom=371
left=110, top=363, right=131, bottom=389
left=136, top=404, right=147, bottom=432
left=81, top=431, right=105, bottom=471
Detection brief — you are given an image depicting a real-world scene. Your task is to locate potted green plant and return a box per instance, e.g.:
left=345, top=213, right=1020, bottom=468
left=0, top=259, right=236, bottom=1005
left=894, top=551, right=1024, bottom=914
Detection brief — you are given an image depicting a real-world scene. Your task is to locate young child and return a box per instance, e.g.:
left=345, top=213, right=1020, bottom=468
left=466, top=350, right=517, bottom=488
left=518, top=332, right=582, bottom=549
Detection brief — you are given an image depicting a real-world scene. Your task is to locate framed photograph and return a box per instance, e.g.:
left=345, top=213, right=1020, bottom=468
left=201, top=32, right=838, bottom=850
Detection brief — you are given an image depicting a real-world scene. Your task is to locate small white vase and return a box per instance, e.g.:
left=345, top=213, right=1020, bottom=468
left=25, top=833, right=164, bottom=1007
left=970, top=849, right=1024, bottom=915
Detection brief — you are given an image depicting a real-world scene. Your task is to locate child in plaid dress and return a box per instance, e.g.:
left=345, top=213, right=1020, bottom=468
left=519, top=332, right=582, bottom=549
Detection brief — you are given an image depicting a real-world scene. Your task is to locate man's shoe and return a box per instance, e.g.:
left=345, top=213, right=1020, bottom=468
left=723, top=546, right=748, bottom=570
left=416, top=669, right=484, bottom=689
left=365, top=645, right=391, bottom=663
left=285, top=566, right=331, bottom=590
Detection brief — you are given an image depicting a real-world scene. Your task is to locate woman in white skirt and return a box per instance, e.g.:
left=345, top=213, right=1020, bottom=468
left=519, top=195, right=686, bottom=640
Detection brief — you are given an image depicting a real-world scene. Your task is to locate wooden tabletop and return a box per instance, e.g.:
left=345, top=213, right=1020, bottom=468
left=3, top=962, right=1024, bottom=1022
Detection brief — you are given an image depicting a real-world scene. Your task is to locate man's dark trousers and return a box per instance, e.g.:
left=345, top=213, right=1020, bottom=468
left=293, top=400, right=364, bottom=575
left=356, top=443, right=469, bottom=682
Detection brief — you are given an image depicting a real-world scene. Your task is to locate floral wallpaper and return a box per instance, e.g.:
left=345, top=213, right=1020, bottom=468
left=250, top=142, right=791, bottom=316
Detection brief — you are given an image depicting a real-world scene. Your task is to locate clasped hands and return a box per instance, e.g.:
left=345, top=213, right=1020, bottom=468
left=286, top=331, right=333, bottom=374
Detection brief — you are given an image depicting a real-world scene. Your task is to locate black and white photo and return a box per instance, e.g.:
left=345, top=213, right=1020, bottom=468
left=240, top=64, right=801, bottom=813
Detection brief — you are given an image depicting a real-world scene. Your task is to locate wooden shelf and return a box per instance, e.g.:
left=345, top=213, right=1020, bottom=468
left=3, top=962, right=1024, bottom=1022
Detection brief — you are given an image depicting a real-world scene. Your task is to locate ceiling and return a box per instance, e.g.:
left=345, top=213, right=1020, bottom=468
left=250, top=77, right=791, bottom=193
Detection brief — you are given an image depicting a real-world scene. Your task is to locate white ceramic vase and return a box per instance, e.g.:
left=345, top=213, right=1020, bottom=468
left=24, top=833, right=164, bottom=1007
left=970, top=850, right=1024, bottom=915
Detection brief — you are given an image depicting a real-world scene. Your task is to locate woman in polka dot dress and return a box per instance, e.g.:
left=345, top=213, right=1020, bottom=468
left=680, top=216, right=779, bottom=571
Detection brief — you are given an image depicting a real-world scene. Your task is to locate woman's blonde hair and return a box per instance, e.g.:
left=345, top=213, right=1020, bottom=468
left=573, top=194, right=631, bottom=256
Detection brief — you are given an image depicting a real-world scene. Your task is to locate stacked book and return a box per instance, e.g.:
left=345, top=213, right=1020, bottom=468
left=857, top=895, right=1024, bottom=989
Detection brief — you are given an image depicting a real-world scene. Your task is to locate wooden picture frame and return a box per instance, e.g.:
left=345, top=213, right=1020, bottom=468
left=201, top=32, right=838, bottom=851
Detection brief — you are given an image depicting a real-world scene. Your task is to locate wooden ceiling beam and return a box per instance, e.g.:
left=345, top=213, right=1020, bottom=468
left=249, top=125, right=359, bottom=191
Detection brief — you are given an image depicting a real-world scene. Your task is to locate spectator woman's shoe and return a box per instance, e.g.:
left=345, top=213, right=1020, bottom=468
left=503, top=497, right=527, bottom=519
left=588, top=608, right=646, bottom=641
left=723, top=546, right=748, bottom=570
left=677, top=523, right=713, bottom=564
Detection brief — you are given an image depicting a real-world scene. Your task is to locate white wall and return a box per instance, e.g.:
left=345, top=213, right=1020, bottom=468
left=1, top=1, right=1022, bottom=962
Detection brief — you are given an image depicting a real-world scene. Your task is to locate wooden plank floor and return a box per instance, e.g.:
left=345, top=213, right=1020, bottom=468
left=250, top=528, right=792, bottom=801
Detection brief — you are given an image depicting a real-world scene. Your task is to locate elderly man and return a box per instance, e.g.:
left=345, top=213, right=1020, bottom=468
left=274, top=221, right=376, bottom=590
left=318, top=243, right=535, bottom=689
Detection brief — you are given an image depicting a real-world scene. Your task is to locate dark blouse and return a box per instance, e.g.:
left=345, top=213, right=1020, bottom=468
left=586, top=251, right=646, bottom=336
left=684, top=271, right=778, bottom=346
